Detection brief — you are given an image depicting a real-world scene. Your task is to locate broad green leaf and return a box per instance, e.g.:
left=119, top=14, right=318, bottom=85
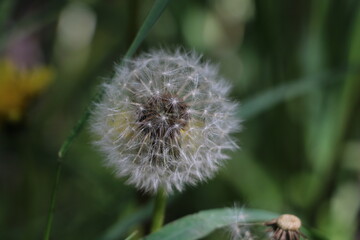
left=144, top=208, right=278, bottom=240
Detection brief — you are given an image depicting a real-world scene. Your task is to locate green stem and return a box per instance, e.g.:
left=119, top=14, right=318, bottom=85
left=150, top=188, right=167, bottom=232
left=43, top=161, right=62, bottom=240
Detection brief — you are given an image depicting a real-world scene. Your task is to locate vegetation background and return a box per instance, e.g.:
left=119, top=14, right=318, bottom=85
left=1, top=0, right=359, bottom=239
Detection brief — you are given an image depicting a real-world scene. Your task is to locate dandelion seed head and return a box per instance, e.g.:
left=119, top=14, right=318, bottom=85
left=91, top=49, right=240, bottom=194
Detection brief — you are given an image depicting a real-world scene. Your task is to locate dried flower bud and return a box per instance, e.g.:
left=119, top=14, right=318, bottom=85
left=265, top=214, right=307, bottom=240
left=91, top=49, right=240, bottom=194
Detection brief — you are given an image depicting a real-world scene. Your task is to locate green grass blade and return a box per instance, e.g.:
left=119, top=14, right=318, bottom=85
left=239, top=71, right=341, bottom=120
left=58, top=93, right=100, bottom=158
left=143, top=208, right=278, bottom=240
left=306, top=6, right=360, bottom=229
left=124, top=0, right=172, bottom=59
left=43, top=162, right=62, bottom=240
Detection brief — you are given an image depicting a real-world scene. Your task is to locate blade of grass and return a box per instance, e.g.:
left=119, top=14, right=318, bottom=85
left=124, top=0, right=171, bottom=58
left=143, top=208, right=278, bottom=240
left=306, top=6, right=360, bottom=216
left=42, top=162, right=62, bottom=240
left=43, top=1, right=172, bottom=240
left=239, top=69, right=346, bottom=120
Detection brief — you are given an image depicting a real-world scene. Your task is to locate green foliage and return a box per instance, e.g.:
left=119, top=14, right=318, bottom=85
left=144, top=208, right=277, bottom=240
left=1, top=0, right=359, bottom=240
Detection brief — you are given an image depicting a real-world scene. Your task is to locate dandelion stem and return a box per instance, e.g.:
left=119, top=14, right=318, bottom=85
left=150, top=188, right=167, bottom=232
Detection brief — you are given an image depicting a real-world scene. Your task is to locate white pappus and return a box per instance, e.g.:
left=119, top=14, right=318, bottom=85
left=90, top=49, right=240, bottom=194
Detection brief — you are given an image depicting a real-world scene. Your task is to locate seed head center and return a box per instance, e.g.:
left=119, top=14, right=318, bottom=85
left=136, top=93, right=190, bottom=140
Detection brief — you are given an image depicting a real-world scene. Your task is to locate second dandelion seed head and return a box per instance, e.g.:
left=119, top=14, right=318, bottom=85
left=91, top=49, right=240, bottom=194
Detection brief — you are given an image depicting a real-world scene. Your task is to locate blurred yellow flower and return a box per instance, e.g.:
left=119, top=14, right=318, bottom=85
left=0, top=59, right=53, bottom=122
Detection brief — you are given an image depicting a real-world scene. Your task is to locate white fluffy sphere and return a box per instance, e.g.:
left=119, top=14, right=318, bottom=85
left=91, top=49, right=240, bottom=194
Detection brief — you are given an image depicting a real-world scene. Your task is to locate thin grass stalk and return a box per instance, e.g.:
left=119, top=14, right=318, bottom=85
left=43, top=162, right=62, bottom=240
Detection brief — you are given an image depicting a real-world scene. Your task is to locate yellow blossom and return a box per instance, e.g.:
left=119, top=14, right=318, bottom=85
left=0, top=59, right=53, bottom=122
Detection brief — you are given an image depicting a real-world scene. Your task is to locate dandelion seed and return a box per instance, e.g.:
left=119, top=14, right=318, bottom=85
left=227, top=205, right=255, bottom=240
left=91, top=49, right=240, bottom=194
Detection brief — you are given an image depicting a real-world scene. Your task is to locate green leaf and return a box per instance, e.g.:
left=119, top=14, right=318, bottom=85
left=144, top=208, right=278, bottom=240
left=239, top=71, right=340, bottom=120
left=124, top=0, right=172, bottom=58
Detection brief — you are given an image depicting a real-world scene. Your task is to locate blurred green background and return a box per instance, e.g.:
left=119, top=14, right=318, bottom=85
left=1, top=0, right=360, bottom=239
